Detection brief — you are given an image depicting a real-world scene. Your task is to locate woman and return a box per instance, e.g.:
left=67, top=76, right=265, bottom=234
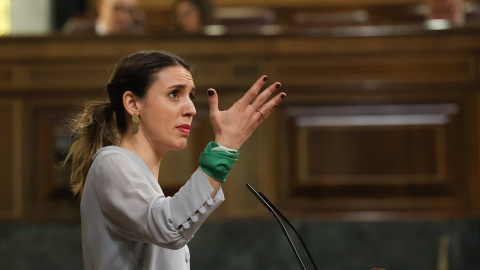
left=173, top=0, right=214, bottom=34
left=65, top=50, right=285, bottom=269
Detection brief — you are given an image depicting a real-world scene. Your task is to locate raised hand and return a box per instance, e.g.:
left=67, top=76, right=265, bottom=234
left=207, top=75, right=286, bottom=150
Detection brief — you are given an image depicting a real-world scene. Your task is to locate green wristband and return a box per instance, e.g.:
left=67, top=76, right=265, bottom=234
left=199, top=141, right=239, bottom=183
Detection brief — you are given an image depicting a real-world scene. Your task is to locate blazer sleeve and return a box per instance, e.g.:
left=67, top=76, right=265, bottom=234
left=93, top=152, right=224, bottom=250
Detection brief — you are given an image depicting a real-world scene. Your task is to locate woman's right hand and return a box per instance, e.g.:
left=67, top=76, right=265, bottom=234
left=206, top=75, right=286, bottom=150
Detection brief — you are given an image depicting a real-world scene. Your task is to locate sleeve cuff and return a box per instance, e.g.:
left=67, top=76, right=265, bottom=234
left=168, top=167, right=216, bottom=228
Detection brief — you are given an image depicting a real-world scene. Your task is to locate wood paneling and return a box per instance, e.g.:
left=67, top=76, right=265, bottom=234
left=0, top=27, right=479, bottom=220
left=0, top=102, right=14, bottom=216
left=22, top=100, right=85, bottom=220
left=278, top=91, right=477, bottom=219
left=0, top=99, right=22, bottom=219
left=275, top=54, right=476, bottom=84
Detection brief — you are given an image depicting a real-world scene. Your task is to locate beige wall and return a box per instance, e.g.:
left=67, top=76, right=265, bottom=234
left=10, top=0, right=51, bottom=35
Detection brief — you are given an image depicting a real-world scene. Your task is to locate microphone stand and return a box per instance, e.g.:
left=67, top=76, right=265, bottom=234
left=246, top=183, right=319, bottom=270
left=258, top=191, right=319, bottom=270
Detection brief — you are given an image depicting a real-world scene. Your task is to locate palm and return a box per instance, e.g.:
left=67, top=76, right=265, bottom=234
left=207, top=76, right=285, bottom=150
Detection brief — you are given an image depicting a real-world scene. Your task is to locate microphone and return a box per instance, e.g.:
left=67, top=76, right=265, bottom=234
left=246, top=183, right=319, bottom=270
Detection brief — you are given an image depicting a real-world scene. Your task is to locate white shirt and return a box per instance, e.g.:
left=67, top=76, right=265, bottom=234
left=80, top=146, right=224, bottom=270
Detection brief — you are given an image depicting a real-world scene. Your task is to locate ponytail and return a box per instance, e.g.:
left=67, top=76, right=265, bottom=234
left=64, top=100, right=120, bottom=197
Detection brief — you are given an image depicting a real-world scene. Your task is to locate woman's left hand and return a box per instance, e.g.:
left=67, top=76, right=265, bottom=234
left=206, top=75, right=286, bottom=150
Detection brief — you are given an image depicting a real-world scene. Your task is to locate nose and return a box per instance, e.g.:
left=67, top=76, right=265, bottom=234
left=183, top=98, right=196, bottom=118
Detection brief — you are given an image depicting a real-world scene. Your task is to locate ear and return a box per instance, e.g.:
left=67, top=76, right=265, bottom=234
left=122, top=91, right=140, bottom=118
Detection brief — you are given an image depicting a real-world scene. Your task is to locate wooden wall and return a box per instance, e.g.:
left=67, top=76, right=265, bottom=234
left=1, top=26, right=479, bottom=221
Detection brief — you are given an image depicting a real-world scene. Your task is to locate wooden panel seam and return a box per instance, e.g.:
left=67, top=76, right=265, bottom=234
left=12, top=99, right=22, bottom=218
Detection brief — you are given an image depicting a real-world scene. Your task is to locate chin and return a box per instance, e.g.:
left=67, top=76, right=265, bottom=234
left=172, top=139, right=188, bottom=151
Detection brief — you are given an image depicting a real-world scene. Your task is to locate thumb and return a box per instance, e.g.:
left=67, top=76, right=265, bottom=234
left=207, top=88, right=218, bottom=114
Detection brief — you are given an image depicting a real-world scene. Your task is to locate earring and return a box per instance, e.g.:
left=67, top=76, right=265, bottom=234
left=132, top=113, right=139, bottom=133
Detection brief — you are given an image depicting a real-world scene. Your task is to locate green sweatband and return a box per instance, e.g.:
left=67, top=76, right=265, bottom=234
left=199, top=141, right=239, bottom=183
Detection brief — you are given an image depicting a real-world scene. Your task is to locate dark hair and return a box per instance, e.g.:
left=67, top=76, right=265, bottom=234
left=65, top=50, right=191, bottom=196
left=174, top=0, right=215, bottom=26
left=107, top=50, right=191, bottom=134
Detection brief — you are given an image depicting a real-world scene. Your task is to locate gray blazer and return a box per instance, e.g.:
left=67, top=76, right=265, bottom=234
left=81, top=146, right=225, bottom=270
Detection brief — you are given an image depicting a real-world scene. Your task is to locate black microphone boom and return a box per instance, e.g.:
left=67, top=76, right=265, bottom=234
left=246, top=183, right=319, bottom=270
left=258, top=191, right=319, bottom=270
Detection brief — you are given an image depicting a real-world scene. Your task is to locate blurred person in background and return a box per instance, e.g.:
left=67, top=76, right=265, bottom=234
left=173, top=0, right=214, bottom=34
left=62, top=0, right=145, bottom=35
left=426, top=0, right=466, bottom=26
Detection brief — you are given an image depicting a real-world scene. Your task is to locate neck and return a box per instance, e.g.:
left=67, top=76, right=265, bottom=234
left=119, top=132, right=164, bottom=180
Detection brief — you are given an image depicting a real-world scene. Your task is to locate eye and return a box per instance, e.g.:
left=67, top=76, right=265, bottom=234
left=168, top=90, right=179, bottom=98
left=189, top=93, right=195, bottom=100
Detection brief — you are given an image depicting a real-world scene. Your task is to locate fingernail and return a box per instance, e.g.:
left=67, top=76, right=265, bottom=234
left=275, top=83, right=281, bottom=89
left=263, top=76, right=268, bottom=82
left=208, top=90, right=214, bottom=96
left=281, top=93, right=286, bottom=99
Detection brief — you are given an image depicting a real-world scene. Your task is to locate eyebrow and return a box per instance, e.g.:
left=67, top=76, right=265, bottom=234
left=168, top=84, right=196, bottom=93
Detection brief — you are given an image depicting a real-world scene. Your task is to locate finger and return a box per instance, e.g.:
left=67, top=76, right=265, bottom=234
left=250, top=82, right=281, bottom=110
left=207, top=88, right=218, bottom=114
left=237, top=75, right=269, bottom=107
left=254, top=92, right=286, bottom=120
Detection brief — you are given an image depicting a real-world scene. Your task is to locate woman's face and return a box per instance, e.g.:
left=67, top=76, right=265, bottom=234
left=100, top=0, right=138, bottom=34
left=137, top=65, right=196, bottom=155
left=175, top=1, right=202, bottom=34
